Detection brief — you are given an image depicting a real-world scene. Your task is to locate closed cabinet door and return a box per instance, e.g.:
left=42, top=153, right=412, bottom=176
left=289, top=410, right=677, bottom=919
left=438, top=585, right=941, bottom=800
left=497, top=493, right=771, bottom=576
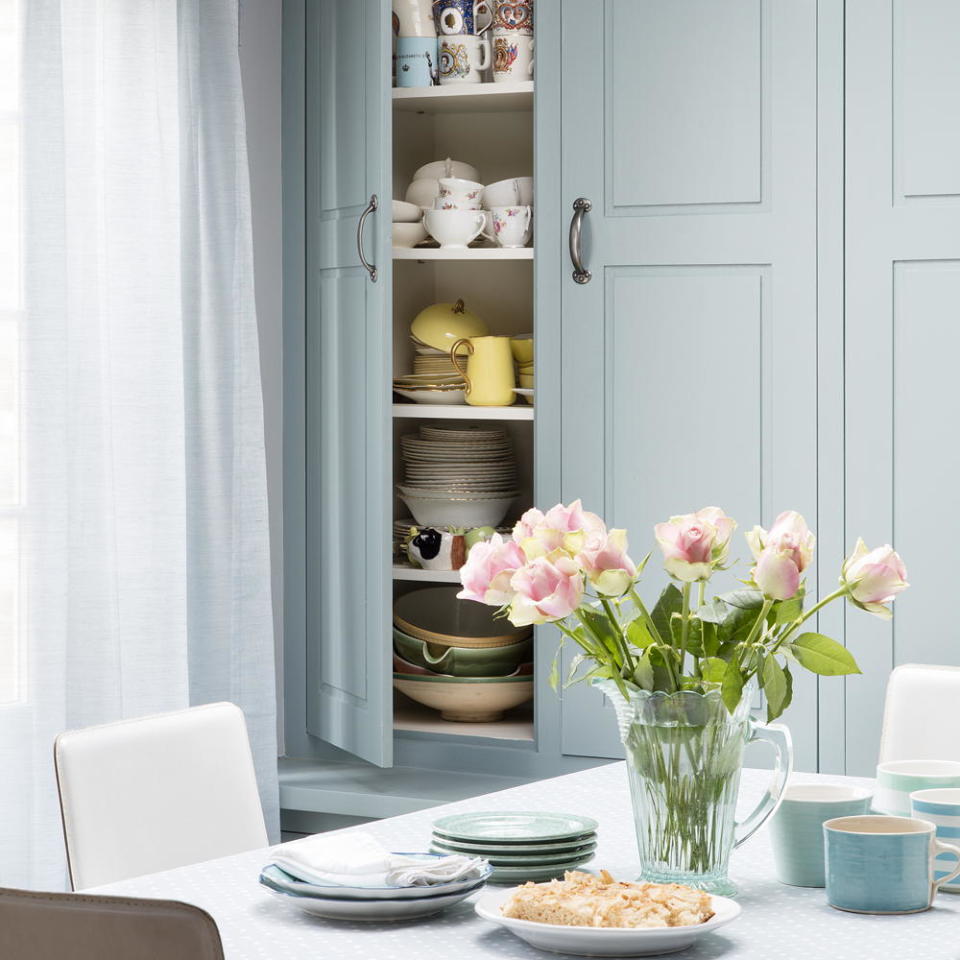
left=304, top=0, right=393, bottom=766
left=844, top=0, right=960, bottom=775
left=556, top=0, right=821, bottom=766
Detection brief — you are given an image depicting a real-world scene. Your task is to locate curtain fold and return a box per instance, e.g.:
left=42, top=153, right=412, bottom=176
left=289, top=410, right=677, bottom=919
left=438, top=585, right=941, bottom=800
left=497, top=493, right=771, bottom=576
left=2, top=0, right=278, bottom=889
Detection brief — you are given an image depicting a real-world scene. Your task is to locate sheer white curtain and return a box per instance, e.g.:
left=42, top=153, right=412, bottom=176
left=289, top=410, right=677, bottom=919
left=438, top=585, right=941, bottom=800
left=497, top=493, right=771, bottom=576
left=0, top=0, right=279, bottom=888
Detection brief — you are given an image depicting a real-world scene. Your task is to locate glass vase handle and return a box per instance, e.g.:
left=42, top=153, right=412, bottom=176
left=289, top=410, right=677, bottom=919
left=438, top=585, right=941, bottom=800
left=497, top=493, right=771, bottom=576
left=733, top=721, right=793, bottom=848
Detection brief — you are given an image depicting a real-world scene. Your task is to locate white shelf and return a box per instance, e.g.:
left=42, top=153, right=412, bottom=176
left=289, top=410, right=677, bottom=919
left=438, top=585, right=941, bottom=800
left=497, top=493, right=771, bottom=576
left=392, top=403, right=533, bottom=420
left=393, top=246, right=533, bottom=261
left=392, top=81, right=534, bottom=114
left=392, top=565, right=462, bottom=583
left=394, top=694, right=535, bottom=742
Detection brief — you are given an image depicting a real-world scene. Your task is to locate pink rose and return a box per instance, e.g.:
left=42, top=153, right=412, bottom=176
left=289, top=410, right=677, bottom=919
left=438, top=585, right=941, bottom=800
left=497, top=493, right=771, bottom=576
left=841, top=538, right=909, bottom=619
left=457, top=534, right=525, bottom=607
left=752, top=546, right=801, bottom=600
left=746, top=511, right=816, bottom=573
left=654, top=506, right=736, bottom=582
left=578, top=529, right=637, bottom=597
left=508, top=555, right=584, bottom=626
left=513, top=499, right=607, bottom=560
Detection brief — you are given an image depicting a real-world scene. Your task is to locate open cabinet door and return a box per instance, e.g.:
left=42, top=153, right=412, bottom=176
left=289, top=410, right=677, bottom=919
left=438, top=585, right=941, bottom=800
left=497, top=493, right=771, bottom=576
left=304, top=0, right=392, bottom=766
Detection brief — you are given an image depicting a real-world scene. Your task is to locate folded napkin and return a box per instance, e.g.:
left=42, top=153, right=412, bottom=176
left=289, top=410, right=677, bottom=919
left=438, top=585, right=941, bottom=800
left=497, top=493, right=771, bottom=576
left=272, top=831, right=487, bottom=889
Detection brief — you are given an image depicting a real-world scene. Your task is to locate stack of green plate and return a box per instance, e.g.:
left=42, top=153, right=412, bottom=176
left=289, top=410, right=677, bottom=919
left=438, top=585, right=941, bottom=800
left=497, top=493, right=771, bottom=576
left=430, top=811, right=599, bottom=884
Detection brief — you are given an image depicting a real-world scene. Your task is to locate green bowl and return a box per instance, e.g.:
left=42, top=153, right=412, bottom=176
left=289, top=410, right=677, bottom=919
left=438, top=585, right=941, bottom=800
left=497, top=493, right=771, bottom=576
left=393, top=628, right=532, bottom=677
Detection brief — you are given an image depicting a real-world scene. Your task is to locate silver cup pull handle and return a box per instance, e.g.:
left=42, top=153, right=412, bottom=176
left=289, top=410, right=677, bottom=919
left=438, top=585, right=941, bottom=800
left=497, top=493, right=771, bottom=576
left=569, top=197, right=592, bottom=284
left=357, top=194, right=378, bottom=282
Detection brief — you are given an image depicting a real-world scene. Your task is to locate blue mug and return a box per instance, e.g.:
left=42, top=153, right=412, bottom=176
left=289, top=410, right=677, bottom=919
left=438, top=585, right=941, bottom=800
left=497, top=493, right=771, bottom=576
left=911, top=788, right=960, bottom=893
left=770, top=784, right=872, bottom=887
left=824, top=815, right=960, bottom=914
left=433, top=0, right=492, bottom=36
left=395, top=37, right=438, bottom=88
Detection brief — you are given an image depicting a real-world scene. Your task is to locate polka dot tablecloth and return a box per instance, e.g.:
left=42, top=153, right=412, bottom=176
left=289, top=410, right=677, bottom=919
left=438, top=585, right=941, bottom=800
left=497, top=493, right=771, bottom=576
left=89, top=764, right=960, bottom=959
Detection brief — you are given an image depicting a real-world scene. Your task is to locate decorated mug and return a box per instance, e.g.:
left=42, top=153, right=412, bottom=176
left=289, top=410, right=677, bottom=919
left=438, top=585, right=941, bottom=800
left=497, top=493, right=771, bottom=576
left=492, top=0, right=533, bottom=34
left=432, top=0, right=493, bottom=36
left=395, top=37, right=439, bottom=87
left=493, top=34, right=533, bottom=81
left=439, top=35, right=490, bottom=85
left=393, top=0, right=436, bottom=37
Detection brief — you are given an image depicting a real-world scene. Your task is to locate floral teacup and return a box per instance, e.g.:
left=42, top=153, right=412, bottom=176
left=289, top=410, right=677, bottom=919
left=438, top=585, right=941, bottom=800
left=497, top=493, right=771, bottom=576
left=487, top=204, right=532, bottom=248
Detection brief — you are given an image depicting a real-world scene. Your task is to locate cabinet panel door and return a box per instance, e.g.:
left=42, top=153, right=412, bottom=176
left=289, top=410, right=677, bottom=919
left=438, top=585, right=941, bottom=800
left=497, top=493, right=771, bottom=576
left=844, top=0, right=960, bottom=775
left=304, top=0, right=392, bottom=766
left=558, top=0, right=820, bottom=766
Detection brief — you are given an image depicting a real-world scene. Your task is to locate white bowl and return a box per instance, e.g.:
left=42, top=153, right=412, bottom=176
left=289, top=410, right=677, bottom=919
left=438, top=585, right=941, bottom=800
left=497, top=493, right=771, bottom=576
left=393, top=222, right=429, bottom=248
left=400, top=493, right=515, bottom=528
left=483, top=176, right=533, bottom=209
left=413, top=159, right=480, bottom=182
left=392, top=199, right=422, bottom=222
left=393, top=675, right=533, bottom=722
left=405, top=178, right=442, bottom=209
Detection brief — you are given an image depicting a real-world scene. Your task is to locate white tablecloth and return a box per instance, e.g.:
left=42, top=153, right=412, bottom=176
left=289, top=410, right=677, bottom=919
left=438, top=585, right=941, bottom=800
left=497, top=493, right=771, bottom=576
left=89, top=763, right=960, bottom=959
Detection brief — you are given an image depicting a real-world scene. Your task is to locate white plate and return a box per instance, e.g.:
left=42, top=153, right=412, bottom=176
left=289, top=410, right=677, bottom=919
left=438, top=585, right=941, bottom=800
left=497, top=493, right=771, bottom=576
left=263, top=880, right=486, bottom=921
left=394, top=388, right=467, bottom=405
left=475, top=888, right=741, bottom=957
left=259, top=862, right=492, bottom=900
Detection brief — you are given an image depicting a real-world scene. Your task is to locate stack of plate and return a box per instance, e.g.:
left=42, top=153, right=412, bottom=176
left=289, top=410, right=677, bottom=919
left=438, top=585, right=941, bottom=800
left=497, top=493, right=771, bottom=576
left=258, top=857, right=492, bottom=922
left=413, top=354, right=460, bottom=378
left=430, top=812, right=599, bottom=884
left=398, top=424, right=518, bottom=528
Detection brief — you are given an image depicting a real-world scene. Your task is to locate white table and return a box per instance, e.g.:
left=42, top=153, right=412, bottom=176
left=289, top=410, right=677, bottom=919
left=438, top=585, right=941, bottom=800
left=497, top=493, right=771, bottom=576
left=90, top=763, right=960, bottom=959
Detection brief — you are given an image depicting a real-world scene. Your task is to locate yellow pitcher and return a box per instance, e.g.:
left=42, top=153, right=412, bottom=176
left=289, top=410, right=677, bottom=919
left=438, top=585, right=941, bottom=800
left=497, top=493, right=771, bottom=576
left=450, top=336, right=516, bottom=406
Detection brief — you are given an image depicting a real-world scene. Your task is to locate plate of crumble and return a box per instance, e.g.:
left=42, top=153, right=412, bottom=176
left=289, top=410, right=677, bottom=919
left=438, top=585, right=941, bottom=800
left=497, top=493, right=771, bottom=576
left=474, top=869, right=741, bottom=957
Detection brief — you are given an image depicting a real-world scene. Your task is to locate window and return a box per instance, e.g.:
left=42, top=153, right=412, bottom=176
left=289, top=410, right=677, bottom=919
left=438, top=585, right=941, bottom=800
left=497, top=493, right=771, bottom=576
left=0, top=0, right=21, bottom=703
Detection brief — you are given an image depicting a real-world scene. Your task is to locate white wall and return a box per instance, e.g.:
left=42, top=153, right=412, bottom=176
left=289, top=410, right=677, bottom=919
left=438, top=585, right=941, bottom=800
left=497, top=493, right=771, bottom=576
left=239, top=0, right=284, bottom=751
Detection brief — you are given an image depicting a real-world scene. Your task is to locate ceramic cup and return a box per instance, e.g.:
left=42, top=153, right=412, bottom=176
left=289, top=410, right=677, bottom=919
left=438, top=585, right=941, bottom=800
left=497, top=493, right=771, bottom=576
left=874, top=760, right=960, bottom=817
left=483, top=176, right=533, bottom=208
left=438, top=177, right=484, bottom=207
left=492, top=0, right=533, bottom=34
left=438, top=35, right=490, bottom=84
left=492, top=33, right=533, bottom=81
left=911, top=788, right=960, bottom=893
left=824, top=815, right=960, bottom=914
left=488, top=205, right=532, bottom=248
left=769, top=784, right=872, bottom=888
left=450, top=336, right=516, bottom=406
left=422, top=208, right=486, bottom=248
left=433, top=0, right=492, bottom=36
left=393, top=0, right=436, bottom=37
left=395, top=37, right=439, bottom=87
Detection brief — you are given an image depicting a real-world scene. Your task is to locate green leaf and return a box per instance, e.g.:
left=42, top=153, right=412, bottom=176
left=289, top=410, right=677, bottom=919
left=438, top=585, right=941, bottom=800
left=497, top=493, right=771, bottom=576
left=718, top=589, right=765, bottom=610
left=790, top=633, right=862, bottom=676
left=717, top=601, right=764, bottom=649
left=632, top=653, right=654, bottom=691
left=651, top=584, right=683, bottom=644
left=548, top=647, right=561, bottom=692
left=580, top=608, right=622, bottom=662
left=722, top=659, right=744, bottom=713
left=564, top=653, right=587, bottom=689
left=772, top=593, right=804, bottom=625
left=700, top=621, right=720, bottom=657
left=700, top=656, right=728, bottom=683
left=626, top=617, right=655, bottom=650
left=696, top=598, right=729, bottom=625
left=761, top=654, right=790, bottom=722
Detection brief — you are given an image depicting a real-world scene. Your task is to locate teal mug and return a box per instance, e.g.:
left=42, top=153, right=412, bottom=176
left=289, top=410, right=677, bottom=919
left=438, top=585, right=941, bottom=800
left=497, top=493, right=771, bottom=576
left=873, top=760, right=960, bottom=817
left=396, top=37, right=438, bottom=87
left=910, top=788, right=960, bottom=893
left=824, top=815, right=960, bottom=914
left=770, top=784, right=872, bottom=887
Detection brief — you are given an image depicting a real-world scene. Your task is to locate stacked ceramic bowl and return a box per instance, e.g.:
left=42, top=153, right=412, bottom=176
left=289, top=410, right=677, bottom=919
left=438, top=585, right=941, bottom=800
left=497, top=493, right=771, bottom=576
left=398, top=424, right=518, bottom=528
left=510, top=334, right=533, bottom=404
left=430, top=812, right=599, bottom=884
left=393, top=586, right=533, bottom=722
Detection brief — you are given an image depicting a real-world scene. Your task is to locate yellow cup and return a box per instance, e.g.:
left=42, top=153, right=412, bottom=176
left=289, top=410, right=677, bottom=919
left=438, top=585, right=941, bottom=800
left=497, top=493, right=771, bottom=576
left=451, top=336, right=516, bottom=406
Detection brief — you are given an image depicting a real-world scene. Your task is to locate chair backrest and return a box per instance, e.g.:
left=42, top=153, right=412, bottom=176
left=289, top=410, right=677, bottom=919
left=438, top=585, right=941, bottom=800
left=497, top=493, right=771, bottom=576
left=878, top=663, right=960, bottom=764
left=0, top=887, right=224, bottom=960
left=55, top=702, right=268, bottom=890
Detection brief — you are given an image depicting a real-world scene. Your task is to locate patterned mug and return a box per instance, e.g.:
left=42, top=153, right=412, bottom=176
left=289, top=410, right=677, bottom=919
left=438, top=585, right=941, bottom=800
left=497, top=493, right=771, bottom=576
left=492, top=0, right=533, bottom=34
left=433, top=0, right=493, bottom=36
left=439, top=35, right=490, bottom=85
left=493, top=34, right=533, bottom=81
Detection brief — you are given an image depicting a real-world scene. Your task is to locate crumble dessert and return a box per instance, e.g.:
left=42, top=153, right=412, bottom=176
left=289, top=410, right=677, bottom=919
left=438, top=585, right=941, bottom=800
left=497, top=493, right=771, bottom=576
left=500, top=869, right=715, bottom=928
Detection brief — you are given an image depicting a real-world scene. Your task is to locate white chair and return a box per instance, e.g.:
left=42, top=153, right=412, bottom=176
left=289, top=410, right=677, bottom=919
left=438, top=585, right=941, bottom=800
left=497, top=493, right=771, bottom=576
left=55, top=702, right=268, bottom=890
left=878, top=664, right=960, bottom=763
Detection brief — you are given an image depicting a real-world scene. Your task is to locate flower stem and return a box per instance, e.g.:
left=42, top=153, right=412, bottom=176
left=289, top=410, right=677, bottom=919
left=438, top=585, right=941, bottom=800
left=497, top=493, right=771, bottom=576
left=678, top=582, right=692, bottom=676
left=628, top=587, right=665, bottom=646
left=773, top=586, right=848, bottom=652
left=600, top=596, right=635, bottom=674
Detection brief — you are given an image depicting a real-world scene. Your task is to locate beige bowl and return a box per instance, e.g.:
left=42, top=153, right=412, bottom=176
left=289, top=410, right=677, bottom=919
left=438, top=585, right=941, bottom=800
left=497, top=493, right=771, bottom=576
left=518, top=373, right=534, bottom=388
left=510, top=335, right=534, bottom=364
left=393, top=674, right=533, bottom=722
left=393, top=222, right=428, bottom=248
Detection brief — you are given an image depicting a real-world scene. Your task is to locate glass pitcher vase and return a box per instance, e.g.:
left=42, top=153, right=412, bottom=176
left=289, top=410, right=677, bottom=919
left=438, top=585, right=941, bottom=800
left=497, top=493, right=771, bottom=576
left=595, top=678, right=792, bottom=895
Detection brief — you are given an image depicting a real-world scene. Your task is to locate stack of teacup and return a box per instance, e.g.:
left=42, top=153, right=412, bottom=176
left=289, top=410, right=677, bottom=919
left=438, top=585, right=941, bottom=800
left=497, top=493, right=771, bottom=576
left=482, top=176, right=533, bottom=249
left=394, top=0, right=439, bottom=88
left=490, top=0, right=534, bottom=83
left=424, top=172, right=489, bottom=250
left=433, top=1, right=493, bottom=86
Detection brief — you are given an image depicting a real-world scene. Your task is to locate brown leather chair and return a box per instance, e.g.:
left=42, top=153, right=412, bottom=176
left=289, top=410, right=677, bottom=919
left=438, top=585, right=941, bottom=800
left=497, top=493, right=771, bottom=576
left=0, top=887, right=224, bottom=960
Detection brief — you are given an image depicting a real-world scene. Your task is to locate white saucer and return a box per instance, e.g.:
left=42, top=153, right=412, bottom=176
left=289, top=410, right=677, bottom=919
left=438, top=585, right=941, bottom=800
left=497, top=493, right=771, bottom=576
left=474, top=888, right=741, bottom=957
left=263, top=880, right=486, bottom=921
